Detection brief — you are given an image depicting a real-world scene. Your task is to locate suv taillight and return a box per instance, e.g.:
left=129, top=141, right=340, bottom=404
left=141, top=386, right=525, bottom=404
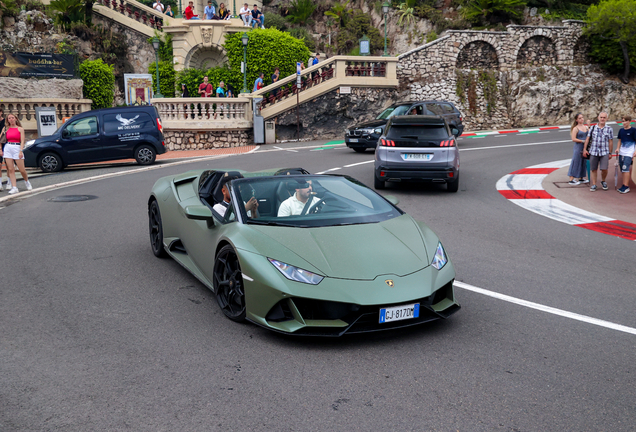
left=380, top=139, right=395, bottom=147
left=440, top=140, right=455, bottom=147
left=157, top=118, right=163, bottom=134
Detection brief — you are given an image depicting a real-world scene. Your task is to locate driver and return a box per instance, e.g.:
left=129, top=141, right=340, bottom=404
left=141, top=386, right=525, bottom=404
left=213, top=181, right=258, bottom=218
left=278, top=180, right=322, bottom=217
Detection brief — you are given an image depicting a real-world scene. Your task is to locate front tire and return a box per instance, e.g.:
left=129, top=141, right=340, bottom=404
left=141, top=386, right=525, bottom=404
left=374, top=175, right=385, bottom=190
left=135, top=145, right=156, bottom=165
left=213, top=245, right=246, bottom=322
left=39, top=152, right=63, bottom=173
left=148, top=200, right=167, bottom=257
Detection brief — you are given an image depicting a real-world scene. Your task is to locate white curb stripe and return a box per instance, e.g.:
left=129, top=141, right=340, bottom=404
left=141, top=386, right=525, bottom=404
left=509, top=199, right=613, bottom=225
left=496, top=174, right=548, bottom=191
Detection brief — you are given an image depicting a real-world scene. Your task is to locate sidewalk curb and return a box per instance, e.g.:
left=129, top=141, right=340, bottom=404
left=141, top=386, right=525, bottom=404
left=496, top=159, right=636, bottom=241
left=462, top=120, right=631, bottom=138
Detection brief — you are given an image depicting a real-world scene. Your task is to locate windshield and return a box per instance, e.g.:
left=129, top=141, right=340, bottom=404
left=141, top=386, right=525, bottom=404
left=231, top=175, right=402, bottom=228
left=376, top=104, right=411, bottom=120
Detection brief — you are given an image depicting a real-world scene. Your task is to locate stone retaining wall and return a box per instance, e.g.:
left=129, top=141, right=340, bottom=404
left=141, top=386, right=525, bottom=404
left=164, top=130, right=252, bottom=151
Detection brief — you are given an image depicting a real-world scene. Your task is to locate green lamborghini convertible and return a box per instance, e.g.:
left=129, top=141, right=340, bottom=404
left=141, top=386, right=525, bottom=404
left=148, top=168, right=460, bottom=336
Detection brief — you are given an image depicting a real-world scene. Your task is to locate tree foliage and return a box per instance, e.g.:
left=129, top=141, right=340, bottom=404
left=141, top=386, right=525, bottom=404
left=48, top=0, right=87, bottom=29
left=80, top=59, right=115, bottom=109
left=324, top=0, right=354, bottom=27
left=224, top=28, right=310, bottom=92
left=585, top=0, right=636, bottom=82
left=336, top=11, right=384, bottom=55
left=462, top=0, right=526, bottom=25
left=286, top=0, right=316, bottom=25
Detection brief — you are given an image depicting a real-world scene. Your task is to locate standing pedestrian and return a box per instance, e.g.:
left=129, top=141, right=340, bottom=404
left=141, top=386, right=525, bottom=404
left=568, top=112, right=589, bottom=185
left=582, top=111, right=614, bottom=191
left=615, top=115, right=636, bottom=194
left=0, top=108, right=7, bottom=189
left=271, top=67, right=280, bottom=96
left=312, top=53, right=320, bottom=66
left=165, top=5, right=174, bottom=17
left=0, top=113, right=32, bottom=194
left=181, top=83, right=190, bottom=97
left=216, top=81, right=226, bottom=97
left=198, top=76, right=212, bottom=97
left=152, top=0, right=164, bottom=13
left=253, top=72, right=264, bottom=92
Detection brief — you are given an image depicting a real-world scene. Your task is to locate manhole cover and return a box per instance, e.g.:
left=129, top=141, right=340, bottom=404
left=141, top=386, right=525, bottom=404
left=48, top=195, right=98, bottom=202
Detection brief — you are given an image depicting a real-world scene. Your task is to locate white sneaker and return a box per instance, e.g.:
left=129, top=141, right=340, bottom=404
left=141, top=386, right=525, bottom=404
left=25, top=180, right=32, bottom=191
left=4, top=182, right=11, bottom=190
left=8, top=187, right=19, bottom=194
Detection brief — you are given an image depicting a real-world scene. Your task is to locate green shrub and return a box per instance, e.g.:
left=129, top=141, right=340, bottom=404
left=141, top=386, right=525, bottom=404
left=80, top=59, right=115, bottom=109
left=149, top=60, right=176, bottom=97
left=426, top=30, right=438, bottom=43
left=588, top=35, right=636, bottom=75
left=288, top=27, right=316, bottom=51
left=336, top=11, right=385, bottom=55
left=175, top=65, right=235, bottom=97
left=1, top=0, right=21, bottom=17
left=265, top=12, right=288, bottom=31
left=286, top=0, right=316, bottom=25
left=224, top=28, right=310, bottom=93
left=462, top=0, right=526, bottom=25
left=48, top=0, right=86, bottom=29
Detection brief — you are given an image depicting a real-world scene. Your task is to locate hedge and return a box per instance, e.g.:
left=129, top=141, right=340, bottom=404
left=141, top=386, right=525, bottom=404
left=79, top=59, right=115, bottom=109
left=149, top=60, right=177, bottom=97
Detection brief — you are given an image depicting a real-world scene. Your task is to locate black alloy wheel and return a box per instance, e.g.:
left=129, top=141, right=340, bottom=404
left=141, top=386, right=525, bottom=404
left=135, top=145, right=156, bottom=165
left=213, top=245, right=246, bottom=322
left=148, top=200, right=167, bottom=257
left=39, top=152, right=63, bottom=173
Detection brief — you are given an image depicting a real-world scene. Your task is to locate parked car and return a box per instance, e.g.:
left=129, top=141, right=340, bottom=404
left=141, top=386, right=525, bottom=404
left=345, top=100, right=464, bottom=152
left=24, top=106, right=166, bottom=173
left=148, top=168, right=460, bottom=336
left=374, top=115, right=460, bottom=192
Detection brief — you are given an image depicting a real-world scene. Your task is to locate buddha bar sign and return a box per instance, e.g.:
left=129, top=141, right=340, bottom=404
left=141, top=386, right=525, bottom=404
left=0, top=52, right=75, bottom=78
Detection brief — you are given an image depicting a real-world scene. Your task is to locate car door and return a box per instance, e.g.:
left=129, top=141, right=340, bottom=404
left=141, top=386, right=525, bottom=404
left=440, top=103, right=460, bottom=128
left=58, top=115, right=102, bottom=164
left=101, top=111, right=153, bottom=160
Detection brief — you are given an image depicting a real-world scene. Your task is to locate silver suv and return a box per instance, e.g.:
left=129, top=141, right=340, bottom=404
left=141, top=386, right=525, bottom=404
left=374, top=115, right=460, bottom=192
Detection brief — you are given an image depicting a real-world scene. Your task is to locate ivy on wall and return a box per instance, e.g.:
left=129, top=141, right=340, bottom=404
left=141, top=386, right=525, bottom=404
left=455, top=69, right=498, bottom=116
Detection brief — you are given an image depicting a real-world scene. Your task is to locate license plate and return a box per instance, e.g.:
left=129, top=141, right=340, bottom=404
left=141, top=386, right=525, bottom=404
left=349, top=138, right=359, bottom=143
left=379, top=303, right=420, bottom=323
left=402, top=153, right=433, bottom=161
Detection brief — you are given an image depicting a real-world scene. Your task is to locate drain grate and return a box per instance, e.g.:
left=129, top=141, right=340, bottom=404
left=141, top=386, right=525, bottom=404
left=48, top=195, right=98, bottom=202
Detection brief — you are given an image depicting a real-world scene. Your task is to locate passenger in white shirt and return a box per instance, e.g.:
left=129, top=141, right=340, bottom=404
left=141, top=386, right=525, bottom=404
left=239, top=2, right=252, bottom=26
left=213, top=183, right=258, bottom=218
left=152, top=0, right=164, bottom=13
left=278, top=181, right=322, bottom=217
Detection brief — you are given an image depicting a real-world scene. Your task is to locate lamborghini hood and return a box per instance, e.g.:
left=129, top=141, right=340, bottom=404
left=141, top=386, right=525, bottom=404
left=248, top=215, right=430, bottom=280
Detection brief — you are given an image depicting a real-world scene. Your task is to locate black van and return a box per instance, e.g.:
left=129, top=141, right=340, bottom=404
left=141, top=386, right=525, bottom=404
left=345, top=100, right=464, bottom=152
left=24, top=106, right=166, bottom=172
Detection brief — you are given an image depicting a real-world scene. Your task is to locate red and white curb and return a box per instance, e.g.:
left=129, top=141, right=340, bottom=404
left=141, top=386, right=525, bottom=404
left=496, top=160, right=636, bottom=241
left=462, top=120, right=631, bottom=138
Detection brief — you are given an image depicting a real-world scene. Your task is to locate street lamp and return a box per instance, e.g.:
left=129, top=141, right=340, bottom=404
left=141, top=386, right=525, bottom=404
left=382, top=1, right=389, bottom=57
left=151, top=37, right=164, bottom=98
left=176, top=0, right=182, bottom=18
left=241, top=32, right=249, bottom=93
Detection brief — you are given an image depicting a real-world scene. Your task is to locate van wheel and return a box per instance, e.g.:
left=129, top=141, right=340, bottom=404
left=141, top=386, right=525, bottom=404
left=135, top=145, right=156, bottom=165
left=39, top=153, right=63, bottom=173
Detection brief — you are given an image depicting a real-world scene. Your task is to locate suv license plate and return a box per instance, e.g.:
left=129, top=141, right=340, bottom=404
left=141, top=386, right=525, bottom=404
left=379, top=303, right=420, bottom=323
left=403, top=153, right=433, bottom=161
left=349, top=138, right=359, bottom=143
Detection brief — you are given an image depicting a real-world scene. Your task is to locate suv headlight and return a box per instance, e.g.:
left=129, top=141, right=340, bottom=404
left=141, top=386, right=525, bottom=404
left=24, top=139, right=36, bottom=149
left=431, top=242, right=448, bottom=270
left=345, top=129, right=351, bottom=135
left=268, top=258, right=324, bottom=285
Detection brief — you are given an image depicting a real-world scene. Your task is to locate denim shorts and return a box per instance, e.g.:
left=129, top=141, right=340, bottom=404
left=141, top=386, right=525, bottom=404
left=619, top=155, right=633, bottom=173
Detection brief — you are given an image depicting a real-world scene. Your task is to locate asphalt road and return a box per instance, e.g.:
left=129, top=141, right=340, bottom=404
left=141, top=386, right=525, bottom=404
left=1, top=129, right=634, bottom=431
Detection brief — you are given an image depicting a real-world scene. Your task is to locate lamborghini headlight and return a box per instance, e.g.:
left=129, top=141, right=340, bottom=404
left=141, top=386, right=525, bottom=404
left=431, top=242, right=448, bottom=270
left=268, top=258, right=324, bottom=285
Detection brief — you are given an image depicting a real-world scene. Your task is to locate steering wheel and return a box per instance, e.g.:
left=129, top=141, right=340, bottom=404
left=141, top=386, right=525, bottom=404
left=306, top=198, right=326, bottom=214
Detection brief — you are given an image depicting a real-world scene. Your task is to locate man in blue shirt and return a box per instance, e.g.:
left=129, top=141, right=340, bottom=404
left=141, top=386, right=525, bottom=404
left=616, top=115, right=636, bottom=193
left=204, top=1, right=216, bottom=19
left=251, top=4, right=264, bottom=28
left=253, top=72, right=264, bottom=92
left=216, top=81, right=226, bottom=97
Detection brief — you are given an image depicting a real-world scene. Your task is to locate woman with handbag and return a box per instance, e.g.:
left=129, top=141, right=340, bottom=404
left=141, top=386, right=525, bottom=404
left=0, top=113, right=32, bottom=194
left=568, top=113, right=589, bottom=185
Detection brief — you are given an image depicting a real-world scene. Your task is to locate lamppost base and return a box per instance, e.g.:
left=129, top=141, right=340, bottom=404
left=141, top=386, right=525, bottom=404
left=155, top=93, right=164, bottom=98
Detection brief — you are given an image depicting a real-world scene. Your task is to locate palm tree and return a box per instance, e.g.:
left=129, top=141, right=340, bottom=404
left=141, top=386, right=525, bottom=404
left=397, top=2, right=415, bottom=28
left=325, top=0, right=354, bottom=28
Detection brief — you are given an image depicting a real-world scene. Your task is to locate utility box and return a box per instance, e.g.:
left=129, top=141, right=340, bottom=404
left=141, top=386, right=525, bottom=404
left=265, top=121, right=275, bottom=144
left=252, top=97, right=265, bottom=144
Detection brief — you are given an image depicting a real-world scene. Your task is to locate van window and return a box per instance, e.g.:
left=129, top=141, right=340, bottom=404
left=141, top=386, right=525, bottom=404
left=63, top=116, right=98, bottom=138
left=103, top=112, right=154, bottom=134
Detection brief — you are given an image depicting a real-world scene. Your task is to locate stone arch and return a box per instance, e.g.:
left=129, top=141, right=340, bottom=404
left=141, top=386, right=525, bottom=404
left=185, top=44, right=227, bottom=70
left=456, top=41, right=500, bottom=70
left=516, top=35, right=557, bottom=67
left=572, top=36, right=589, bottom=65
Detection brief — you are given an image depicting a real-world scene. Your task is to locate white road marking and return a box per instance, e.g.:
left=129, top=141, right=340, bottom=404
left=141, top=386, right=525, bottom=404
left=511, top=199, right=613, bottom=225
left=496, top=173, right=547, bottom=191
left=273, top=146, right=298, bottom=153
left=315, top=167, right=342, bottom=174
left=460, top=139, right=571, bottom=152
left=454, top=281, right=636, bottom=336
left=255, top=143, right=346, bottom=153
left=538, top=131, right=549, bottom=134
left=344, top=160, right=375, bottom=168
